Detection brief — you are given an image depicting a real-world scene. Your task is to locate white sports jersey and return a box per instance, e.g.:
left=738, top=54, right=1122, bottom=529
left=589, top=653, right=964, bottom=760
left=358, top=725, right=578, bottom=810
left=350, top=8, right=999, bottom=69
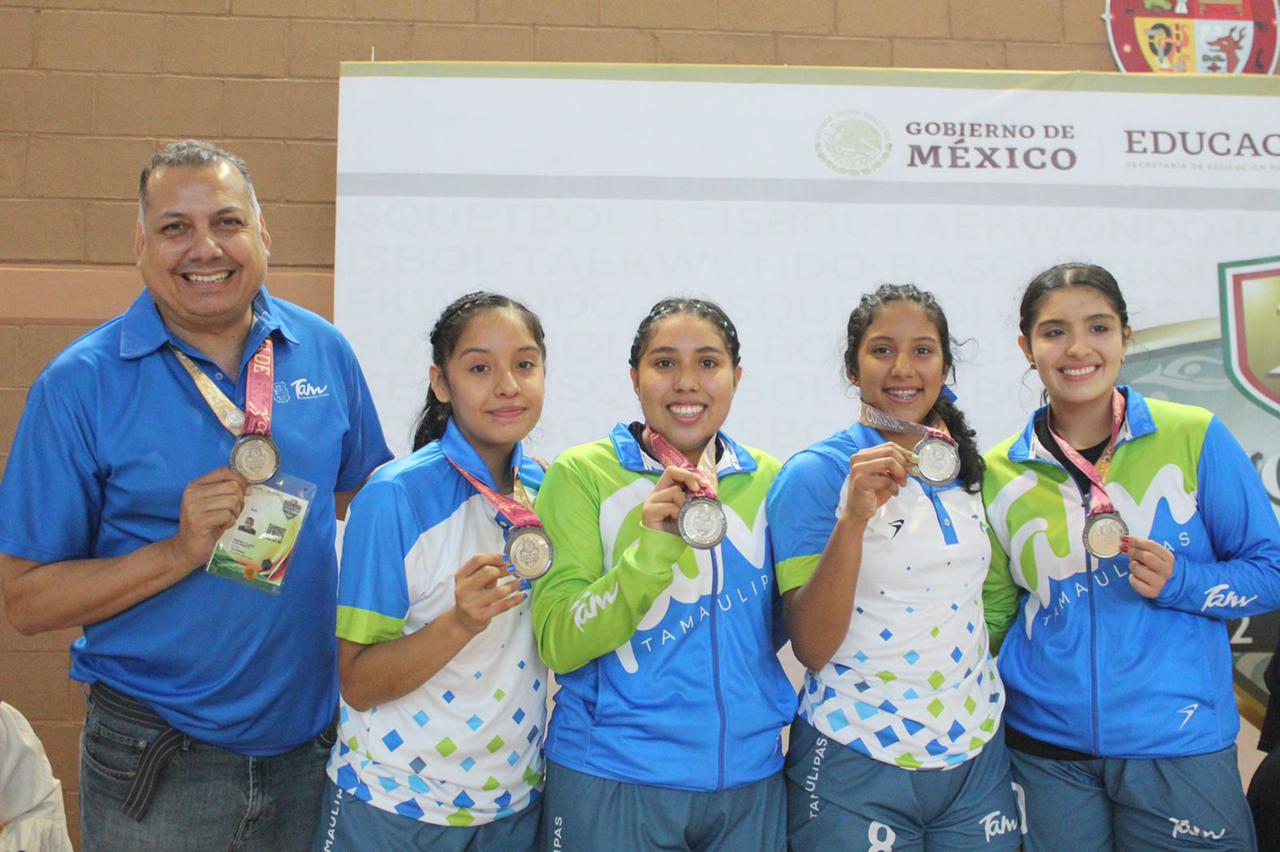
left=768, top=422, right=1004, bottom=769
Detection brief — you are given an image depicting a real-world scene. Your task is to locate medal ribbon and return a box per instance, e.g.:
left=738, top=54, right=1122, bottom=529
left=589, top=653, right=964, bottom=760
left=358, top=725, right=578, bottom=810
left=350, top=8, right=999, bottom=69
left=170, top=337, right=274, bottom=439
left=446, top=457, right=542, bottom=530
left=858, top=402, right=957, bottom=448
left=1045, top=389, right=1126, bottom=517
left=641, top=426, right=718, bottom=500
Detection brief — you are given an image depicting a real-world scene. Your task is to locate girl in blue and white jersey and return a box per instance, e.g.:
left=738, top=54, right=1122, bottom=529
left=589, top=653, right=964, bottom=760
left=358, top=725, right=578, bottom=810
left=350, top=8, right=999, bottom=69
left=314, top=292, right=549, bottom=851
left=768, top=284, right=1019, bottom=851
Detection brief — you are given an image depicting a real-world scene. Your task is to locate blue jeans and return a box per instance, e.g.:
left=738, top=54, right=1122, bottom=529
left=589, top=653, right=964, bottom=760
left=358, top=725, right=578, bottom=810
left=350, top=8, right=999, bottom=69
left=79, top=687, right=330, bottom=852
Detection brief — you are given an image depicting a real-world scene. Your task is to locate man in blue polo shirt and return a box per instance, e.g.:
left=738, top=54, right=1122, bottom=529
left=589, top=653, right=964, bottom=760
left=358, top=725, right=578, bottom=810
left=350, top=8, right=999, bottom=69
left=0, top=140, right=392, bottom=850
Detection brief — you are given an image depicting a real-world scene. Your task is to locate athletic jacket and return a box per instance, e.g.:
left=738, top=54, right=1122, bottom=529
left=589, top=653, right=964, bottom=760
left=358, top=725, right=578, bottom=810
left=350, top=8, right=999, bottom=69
left=531, top=423, right=796, bottom=791
left=983, top=386, right=1280, bottom=758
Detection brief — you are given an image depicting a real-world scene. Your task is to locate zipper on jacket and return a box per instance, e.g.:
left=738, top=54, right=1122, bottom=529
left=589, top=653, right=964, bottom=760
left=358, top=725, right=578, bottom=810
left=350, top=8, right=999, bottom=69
left=1084, top=541, right=1101, bottom=756
left=1031, top=450, right=1103, bottom=756
left=710, top=546, right=727, bottom=790
left=1073, top=479, right=1103, bottom=756
left=1024, top=426, right=1130, bottom=757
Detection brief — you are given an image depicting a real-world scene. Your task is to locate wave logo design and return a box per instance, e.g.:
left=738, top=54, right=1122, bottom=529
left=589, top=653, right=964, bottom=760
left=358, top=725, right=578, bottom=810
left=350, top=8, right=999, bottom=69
left=988, top=463, right=1197, bottom=639
left=596, top=487, right=768, bottom=675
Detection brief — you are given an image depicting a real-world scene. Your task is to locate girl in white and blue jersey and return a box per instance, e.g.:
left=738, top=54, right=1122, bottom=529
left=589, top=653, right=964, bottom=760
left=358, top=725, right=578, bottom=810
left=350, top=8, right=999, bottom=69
left=768, top=285, right=1019, bottom=851
left=314, top=293, right=549, bottom=851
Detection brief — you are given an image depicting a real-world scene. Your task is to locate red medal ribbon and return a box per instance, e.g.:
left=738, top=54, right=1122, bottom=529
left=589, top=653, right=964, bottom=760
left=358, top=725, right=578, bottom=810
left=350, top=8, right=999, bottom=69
left=1045, top=389, right=1126, bottom=517
left=641, top=426, right=717, bottom=500
left=446, top=457, right=542, bottom=530
left=859, top=402, right=956, bottom=448
left=243, top=337, right=274, bottom=438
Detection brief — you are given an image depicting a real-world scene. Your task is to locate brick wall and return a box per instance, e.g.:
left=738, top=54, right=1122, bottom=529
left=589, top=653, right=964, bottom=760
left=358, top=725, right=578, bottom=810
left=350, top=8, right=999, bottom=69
left=0, top=1, right=1115, bottom=845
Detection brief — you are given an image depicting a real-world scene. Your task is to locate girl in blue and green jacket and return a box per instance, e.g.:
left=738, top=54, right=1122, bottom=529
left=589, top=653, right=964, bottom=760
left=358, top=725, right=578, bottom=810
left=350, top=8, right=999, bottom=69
left=983, top=262, right=1280, bottom=851
left=531, top=298, right=795, bottom=852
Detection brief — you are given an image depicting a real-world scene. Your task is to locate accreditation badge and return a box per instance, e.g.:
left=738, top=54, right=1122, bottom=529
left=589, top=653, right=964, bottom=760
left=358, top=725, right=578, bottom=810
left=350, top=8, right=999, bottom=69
left=205, top=471, right=316, bottom=595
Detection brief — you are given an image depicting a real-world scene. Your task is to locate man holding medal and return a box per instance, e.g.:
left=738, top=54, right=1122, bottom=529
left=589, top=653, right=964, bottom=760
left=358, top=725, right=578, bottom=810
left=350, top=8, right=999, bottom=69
left=0, top=140, right=392, bottom=850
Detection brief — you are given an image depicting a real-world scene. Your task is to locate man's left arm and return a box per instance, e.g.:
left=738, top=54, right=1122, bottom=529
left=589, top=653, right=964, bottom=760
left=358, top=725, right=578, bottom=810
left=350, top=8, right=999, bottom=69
left=332, top=342, right=393, bottom=516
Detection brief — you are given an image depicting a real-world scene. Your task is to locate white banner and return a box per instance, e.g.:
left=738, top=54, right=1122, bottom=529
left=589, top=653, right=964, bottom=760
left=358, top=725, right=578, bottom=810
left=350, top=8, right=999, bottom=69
left=335, top=62, right=1280, bottom=713
left=335, top=65, right=1280, bottom=467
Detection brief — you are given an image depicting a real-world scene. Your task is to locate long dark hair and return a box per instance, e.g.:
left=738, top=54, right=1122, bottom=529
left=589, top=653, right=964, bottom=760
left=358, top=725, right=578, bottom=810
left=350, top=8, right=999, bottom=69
left=1018, top=262, right=1130, bottom=339
left=629, top=297, right=741, bottom=368
left=844, top=284, right=984, bottom=493
left=410, top=292, right=547, bottom=451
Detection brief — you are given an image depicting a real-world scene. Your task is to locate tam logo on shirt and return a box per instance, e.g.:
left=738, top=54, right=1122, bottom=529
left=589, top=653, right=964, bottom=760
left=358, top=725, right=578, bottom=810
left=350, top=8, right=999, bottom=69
left=291, top=377, right=330, bottom=400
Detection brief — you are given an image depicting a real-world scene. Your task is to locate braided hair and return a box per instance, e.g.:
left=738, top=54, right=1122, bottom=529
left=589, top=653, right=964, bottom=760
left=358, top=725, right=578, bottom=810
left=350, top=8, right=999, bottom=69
left=844, top=284, right=984, bottom=493
left=629, top=297, right=741, bottom=368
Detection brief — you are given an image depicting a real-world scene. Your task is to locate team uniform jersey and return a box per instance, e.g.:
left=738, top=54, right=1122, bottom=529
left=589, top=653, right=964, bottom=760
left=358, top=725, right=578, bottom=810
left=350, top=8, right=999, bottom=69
left=769, top=421, right=1005, bottom=770
left=531, top=423, right=796, bottom=792
left=328, top=420, right=547, bottom=828
left=983, top=386, right=1280, bottom=758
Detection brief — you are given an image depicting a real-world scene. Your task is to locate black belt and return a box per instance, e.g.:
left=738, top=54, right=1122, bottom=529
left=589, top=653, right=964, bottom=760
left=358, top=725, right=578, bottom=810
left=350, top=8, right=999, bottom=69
left=89, top=683, right=339, bottom=820
left=89, top=682, right=188, bottom=821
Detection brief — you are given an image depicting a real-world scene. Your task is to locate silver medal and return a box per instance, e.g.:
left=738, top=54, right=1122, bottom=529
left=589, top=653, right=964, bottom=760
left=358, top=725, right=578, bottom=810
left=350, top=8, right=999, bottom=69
left=1083, top=512, right=1128, bottom=559
left=913, top=436, right=961, bottom=487
left=505, top=526, right=554, bottom=581
left=230, top=434, right=280, bottom=484
left=678, top=497, right=727, bottom=550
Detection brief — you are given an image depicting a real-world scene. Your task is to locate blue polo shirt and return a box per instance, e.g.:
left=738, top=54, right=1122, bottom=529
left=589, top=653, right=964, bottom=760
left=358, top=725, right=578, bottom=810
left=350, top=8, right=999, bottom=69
left=0, top=287, right=392, bottom=755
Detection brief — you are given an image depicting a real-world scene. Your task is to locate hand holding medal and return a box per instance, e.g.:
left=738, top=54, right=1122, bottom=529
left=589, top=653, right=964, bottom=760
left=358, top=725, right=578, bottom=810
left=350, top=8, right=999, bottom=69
left=1122, top=535, right=1175, bottom=599
left=170, top=467, right=251, bottom=569
left=452, top=552, right=529, bottom=634
left=642, top=426, right=726, bottom=549
left=859, top=402, right=961, bottom=487
left=843, top=443, right=913, bottom=524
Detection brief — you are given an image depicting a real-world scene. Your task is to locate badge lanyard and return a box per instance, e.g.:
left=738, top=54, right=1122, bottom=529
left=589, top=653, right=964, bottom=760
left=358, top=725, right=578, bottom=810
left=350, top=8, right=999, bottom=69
left=446, top=457, right=553, bottom=581
left=171, top=336, right=280, bottom=483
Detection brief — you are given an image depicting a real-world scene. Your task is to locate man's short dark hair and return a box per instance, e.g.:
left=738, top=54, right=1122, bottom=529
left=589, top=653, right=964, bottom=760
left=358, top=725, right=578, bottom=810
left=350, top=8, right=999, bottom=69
left=137, top=139, right=262, bottom=222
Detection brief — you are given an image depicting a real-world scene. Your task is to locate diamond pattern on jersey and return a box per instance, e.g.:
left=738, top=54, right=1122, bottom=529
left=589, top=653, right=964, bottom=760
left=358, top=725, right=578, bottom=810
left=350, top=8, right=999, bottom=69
left=329, top=596, right=546, bottom=827
left=797, top=481, right=1006, bottom=770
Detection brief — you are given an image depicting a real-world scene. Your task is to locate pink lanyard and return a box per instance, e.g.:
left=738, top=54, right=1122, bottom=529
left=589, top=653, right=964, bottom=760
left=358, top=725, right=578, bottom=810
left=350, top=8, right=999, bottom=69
left=1045, top=389, right=1125, bottom=516
left=446, top=458, right=541, bottom=529
left=242, top=337, right=274, bottom=438
left=641, top=426, right=717, bottom=499
left=858, top=402, right=955, bottom=449
left=170, top=336, right=274, bottom=440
